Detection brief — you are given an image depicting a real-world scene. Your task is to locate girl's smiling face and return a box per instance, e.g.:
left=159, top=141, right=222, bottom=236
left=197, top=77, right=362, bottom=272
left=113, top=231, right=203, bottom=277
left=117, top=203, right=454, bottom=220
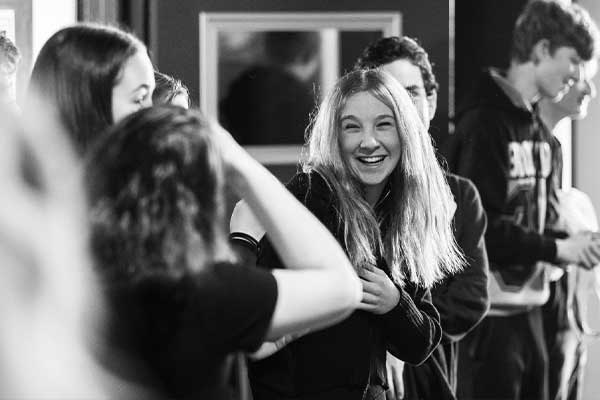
left=339, top=91, right=401, bottom=204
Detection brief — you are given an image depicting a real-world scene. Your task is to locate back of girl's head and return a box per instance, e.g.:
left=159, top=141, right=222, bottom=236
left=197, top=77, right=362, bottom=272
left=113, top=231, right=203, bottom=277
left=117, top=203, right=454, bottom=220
left=153, top=71, right=190, bottom=108
left=87, top=105, right=230, bottom=280
left=28, top=23, right=145, bottom=156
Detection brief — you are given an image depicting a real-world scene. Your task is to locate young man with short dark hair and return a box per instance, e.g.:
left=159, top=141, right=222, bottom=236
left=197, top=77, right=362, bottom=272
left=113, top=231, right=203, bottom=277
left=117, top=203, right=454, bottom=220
left=448, top=1, right=600, bottom=399
left=355, top=36, right=490, bottom=400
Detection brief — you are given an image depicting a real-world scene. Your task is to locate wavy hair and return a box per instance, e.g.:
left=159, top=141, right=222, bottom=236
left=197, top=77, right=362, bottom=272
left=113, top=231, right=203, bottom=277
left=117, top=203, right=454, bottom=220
left=303, top=69, right=463, bottom=288
left=511, top=0, right=599, bottom=63
left=153, top=71, right=191, bottom=108
left=354, top=36, right=439, bottom=96
left=86, top=106, right=232, bottom=280
left=0, top=31, right=20, bottom=73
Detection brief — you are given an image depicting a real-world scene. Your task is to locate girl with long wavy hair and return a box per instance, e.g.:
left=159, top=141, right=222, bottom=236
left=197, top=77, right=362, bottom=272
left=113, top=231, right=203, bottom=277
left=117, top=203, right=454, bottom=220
left=234, top=68, right=464, bottom=400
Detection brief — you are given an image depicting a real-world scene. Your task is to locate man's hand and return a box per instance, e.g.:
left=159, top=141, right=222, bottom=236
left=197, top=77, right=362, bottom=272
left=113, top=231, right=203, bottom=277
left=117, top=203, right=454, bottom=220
left=386, top=352, right=404, bottom=399
left=556, top=232, right=600, bottom=270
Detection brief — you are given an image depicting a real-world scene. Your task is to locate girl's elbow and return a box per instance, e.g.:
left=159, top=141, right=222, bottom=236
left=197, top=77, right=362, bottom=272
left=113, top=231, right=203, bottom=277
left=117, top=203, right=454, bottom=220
left=335, top=262, right=362, bottom=311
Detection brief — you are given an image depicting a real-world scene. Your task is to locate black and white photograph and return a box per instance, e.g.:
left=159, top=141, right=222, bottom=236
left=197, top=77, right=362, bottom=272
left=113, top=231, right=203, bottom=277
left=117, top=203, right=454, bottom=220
left=2, top=1, right=600, bottom=399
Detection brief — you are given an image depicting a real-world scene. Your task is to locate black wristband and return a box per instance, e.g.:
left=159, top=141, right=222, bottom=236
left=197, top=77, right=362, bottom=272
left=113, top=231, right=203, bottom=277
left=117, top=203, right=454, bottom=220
left=230, top=232, right=260, bottom=254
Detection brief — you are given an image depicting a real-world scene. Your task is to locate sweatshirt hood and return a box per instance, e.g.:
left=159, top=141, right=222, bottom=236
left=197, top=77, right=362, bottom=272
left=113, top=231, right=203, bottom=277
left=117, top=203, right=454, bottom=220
left=456, top=68, right=533, bottom=120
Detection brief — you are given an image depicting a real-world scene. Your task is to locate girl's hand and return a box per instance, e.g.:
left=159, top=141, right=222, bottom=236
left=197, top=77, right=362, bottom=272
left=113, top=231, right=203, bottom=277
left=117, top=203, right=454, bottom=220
left=206, top=118, right=243, bottom=161
left=206, top=118, right=254, bottom=194
left=356, top=265, right=400, bottom=315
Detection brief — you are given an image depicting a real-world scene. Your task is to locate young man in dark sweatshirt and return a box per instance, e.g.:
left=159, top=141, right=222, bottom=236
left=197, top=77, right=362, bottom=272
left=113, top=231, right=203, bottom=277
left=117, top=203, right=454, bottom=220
left=446, top=1, right=600, bottom=399
left=355, top=36, right=490, bottom=400
left=538, top=58, right=598, bottom=400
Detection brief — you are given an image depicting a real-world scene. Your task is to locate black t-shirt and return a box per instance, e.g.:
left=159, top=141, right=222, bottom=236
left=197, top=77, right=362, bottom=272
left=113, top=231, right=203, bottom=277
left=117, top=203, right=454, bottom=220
left=102, top=262, right=278, bottom=399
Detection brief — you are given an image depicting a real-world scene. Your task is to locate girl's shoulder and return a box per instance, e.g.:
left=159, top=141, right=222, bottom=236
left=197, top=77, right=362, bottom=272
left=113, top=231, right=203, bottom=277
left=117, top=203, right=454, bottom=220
left=286, top=170, right=329, bottom=195
left=287, top=170, right=336, bottom=205
left=286, top=170, right=339, bottom=230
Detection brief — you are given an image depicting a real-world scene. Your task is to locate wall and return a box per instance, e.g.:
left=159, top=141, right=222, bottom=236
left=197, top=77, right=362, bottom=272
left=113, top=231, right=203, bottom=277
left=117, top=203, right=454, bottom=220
left=574, top=1, right=600, bottom=398
left=154, top=0, right=450, bottom=147
left=0, top=0, right=75, bottom=104
left=32, top=0, right=76, bottom=58
left=455, top=0, right=526, bottom=108
left=575, top=0, right=600, bottom=207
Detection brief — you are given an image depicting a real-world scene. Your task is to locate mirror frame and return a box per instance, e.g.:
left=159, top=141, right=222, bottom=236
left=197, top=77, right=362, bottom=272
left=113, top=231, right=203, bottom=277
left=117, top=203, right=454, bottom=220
left=199, top=11, right=401, bottom=164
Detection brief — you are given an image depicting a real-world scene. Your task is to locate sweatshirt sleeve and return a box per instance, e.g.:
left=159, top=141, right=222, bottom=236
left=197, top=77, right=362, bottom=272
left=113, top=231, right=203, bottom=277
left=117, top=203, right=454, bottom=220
left=454, top=109, right=557, bottom=266
left=381, top=284, right=442, bottom=365
left=432, top=176, right=490, bottom=343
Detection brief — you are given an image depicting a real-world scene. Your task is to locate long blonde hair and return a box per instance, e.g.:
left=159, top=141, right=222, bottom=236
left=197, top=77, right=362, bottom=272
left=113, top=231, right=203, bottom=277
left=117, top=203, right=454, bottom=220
left=303, top=69, right=463, bottom=288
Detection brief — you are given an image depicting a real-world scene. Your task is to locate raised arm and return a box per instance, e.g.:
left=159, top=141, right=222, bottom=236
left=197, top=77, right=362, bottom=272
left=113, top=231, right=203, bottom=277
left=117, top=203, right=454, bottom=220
left=211, top=121, right=362, bottom=340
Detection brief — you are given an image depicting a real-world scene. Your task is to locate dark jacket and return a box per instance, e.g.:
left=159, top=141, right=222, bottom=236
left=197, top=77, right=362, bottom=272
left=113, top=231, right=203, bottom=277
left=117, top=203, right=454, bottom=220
left=434, top=173, right=490, bottom=343
left=446, top=69, right=558, bottom=284
left=249, top=171, right=442, bottom=400
left=403, top=173, right=490, bottom=399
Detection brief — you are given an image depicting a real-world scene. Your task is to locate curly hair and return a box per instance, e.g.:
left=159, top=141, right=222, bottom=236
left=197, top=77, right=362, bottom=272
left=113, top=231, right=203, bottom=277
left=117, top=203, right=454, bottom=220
left=86, top=106, right=232, bottom=280
left=0, top=32, right=20, bottom=74
left=354, top=36, right=439, bottom=96
left=153, top=71, right=190, bottom=107
left=511, top=0, right=600, bottom=62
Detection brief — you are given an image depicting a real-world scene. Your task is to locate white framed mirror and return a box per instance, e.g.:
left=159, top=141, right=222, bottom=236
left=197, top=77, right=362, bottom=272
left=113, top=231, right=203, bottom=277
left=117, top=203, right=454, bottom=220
left=199, top=11, right=401, bottom=164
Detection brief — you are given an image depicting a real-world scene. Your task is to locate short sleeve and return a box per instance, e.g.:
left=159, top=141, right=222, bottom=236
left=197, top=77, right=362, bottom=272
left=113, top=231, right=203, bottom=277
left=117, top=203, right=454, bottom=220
left=181, top=262, right=278, bottom=353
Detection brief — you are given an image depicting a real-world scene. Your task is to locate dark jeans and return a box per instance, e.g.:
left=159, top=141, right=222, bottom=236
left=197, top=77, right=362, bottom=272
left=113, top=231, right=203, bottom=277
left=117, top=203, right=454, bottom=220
left=403, top=344, right=456, bottom=400
left=457, top=308, right=548, bottom=400
left=543, top=278, right=586, bottom=400
left=251, top=384, right=386, bottom=400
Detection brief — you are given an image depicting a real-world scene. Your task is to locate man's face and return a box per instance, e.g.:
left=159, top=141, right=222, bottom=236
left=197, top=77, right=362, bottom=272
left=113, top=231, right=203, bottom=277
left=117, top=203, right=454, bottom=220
left=535, top=44, right=583, bottom=101
left=381, top=58, right=436, bottom=129
left=554, top=58, right=598, bottom=119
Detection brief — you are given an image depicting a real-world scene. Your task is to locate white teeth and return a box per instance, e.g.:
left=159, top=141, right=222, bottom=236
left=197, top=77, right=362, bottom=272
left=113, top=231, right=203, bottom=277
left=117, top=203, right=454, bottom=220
left=357, top=155, right=386, bottom=164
